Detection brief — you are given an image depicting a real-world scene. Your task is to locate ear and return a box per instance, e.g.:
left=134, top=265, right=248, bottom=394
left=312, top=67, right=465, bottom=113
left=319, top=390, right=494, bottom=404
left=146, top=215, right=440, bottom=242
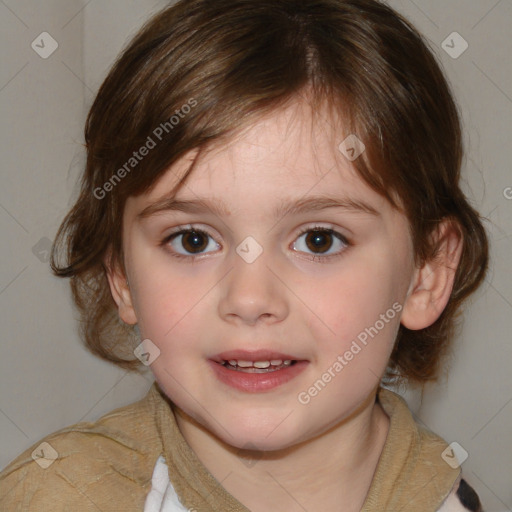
left=401, top=220, right=463, bottom=330
left=104, top=255, right=138, bottom=325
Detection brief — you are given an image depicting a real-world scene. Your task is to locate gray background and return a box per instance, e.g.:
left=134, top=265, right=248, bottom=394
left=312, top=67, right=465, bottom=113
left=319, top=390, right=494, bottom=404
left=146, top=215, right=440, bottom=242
left=0, top=1, right=510, bottom=510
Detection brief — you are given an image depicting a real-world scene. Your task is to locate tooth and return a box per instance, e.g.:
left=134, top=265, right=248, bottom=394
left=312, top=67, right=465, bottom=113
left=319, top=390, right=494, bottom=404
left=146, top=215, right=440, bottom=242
left=237, top=360, right=254, bottom=368
left=283, top=360, right=292, bottom=366
left=253, top=361, right=271, bottom=369
left=228, top=360, right=237, bottom=366
left=270, top=359, right=283, bottom=366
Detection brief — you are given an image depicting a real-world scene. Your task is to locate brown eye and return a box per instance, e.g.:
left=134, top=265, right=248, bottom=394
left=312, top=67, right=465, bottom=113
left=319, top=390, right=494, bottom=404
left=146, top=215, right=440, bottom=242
left=181, top=231, right=209, bottom=253
left=166, top=229, right=219, bottom=256
left=293, top=228, right=349, bottom=259
left=304, top=230, right=334, bottom=253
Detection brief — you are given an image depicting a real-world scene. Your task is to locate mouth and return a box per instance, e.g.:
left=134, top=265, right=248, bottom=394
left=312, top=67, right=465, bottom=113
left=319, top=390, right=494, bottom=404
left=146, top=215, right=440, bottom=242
left=209, top=350, right=308, bottom=392
left=220, top=359, right=296, bottom=373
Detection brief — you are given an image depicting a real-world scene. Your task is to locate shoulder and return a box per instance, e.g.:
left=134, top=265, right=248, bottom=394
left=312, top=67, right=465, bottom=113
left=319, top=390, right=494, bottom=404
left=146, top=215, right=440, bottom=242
left=374, top=388, right=483, bottom=511
left=0, top=384, right=162, bottom=512
left=438, top=478, right=483, bottom=512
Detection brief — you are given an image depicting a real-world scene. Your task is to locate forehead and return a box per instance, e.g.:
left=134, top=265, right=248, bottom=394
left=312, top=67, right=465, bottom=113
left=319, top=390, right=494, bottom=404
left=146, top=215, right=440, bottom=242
left=203, top=100, right=343, bottom=178
left=127, top=98, right=391, bottom=217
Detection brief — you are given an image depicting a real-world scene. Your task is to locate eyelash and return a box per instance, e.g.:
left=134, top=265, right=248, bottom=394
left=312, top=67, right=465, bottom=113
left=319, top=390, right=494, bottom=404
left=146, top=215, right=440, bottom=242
left=160, top=225, right=351, bottom=263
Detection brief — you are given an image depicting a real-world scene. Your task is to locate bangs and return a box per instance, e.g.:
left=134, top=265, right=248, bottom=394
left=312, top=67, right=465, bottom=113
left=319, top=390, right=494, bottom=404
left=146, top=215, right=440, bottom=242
left=85, top=0, right=427, bottom=206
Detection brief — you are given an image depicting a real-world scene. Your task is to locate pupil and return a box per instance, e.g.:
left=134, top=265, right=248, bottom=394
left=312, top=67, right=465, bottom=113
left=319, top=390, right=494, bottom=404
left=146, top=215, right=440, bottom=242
left=306, top=230, right=332, bottom=253
left=183, top=231, right=207, bottom=253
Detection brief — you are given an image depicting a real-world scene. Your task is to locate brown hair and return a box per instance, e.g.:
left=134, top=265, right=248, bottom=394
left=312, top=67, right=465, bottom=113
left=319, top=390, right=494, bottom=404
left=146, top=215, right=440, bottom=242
left=51, top=0, right=488, bottom=383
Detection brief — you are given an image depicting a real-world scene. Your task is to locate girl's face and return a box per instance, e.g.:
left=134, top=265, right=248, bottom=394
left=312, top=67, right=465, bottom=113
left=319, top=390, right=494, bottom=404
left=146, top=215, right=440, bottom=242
left=115, top=99, right=416, bottom=450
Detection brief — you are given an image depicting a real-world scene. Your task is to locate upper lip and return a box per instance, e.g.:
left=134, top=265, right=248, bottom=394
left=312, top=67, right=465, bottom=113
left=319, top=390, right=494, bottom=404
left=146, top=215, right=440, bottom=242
left=211, top=349, right=305, bottom=363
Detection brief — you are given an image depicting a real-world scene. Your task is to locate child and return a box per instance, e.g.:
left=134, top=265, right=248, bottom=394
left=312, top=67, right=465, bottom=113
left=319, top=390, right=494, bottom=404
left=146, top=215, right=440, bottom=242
left=0, top=0, right=489, bottom=510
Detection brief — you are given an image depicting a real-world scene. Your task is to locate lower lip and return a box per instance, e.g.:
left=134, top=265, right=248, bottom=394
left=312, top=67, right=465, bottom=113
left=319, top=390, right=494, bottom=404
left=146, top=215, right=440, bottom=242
left=209, top=360, right=309, bottom=393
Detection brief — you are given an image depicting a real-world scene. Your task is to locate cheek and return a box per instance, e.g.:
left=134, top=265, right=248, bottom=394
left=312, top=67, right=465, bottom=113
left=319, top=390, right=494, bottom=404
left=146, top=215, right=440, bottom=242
left=129, top=256, right=196, bottom=339
left=302, top=263, right=397, bottom=326
left=294, top=264, right=402, bottom=416
left=129, top=254, right=221, bottom=357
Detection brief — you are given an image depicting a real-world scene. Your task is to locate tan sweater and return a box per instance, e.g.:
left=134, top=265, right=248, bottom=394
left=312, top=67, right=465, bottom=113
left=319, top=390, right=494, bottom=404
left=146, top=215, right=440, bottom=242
left=0, top=383, right=475, bottom=511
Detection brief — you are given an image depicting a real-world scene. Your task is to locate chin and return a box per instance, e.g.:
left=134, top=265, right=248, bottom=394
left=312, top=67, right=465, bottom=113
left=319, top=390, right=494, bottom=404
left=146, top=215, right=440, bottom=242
left=204, top=409, right=311, bottom=452
left=223, top=430, right=301, bottom=453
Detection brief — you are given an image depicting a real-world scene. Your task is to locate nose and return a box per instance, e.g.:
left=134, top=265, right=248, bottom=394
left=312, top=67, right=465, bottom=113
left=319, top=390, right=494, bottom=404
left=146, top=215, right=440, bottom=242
left=217, top=251, right=289, bottom=326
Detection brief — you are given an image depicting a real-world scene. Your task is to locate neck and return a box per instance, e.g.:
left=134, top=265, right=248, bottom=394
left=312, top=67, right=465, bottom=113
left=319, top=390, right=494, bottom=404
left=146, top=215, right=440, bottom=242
left=175, top=389, right=389, bottom=512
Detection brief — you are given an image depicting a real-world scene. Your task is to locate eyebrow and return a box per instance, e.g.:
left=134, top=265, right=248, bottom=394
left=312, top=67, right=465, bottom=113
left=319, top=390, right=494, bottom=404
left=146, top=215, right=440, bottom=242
left=137, top=194, right=380, bottom=220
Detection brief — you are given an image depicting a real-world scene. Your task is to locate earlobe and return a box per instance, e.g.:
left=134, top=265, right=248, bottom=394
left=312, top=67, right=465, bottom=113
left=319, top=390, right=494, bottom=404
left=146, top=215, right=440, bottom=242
left=401, top=220, right=463, bottom=330
left=104, top=259, right=138, bottom=325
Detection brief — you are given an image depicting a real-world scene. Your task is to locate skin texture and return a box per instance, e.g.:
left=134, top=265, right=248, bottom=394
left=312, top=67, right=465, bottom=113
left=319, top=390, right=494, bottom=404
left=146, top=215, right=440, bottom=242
left=106, top=98, right=462, bottom=511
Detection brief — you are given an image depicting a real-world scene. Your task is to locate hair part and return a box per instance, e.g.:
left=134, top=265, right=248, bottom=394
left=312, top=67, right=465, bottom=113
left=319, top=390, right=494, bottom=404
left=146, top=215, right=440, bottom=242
left=51, top=0, right=489, bottom=382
